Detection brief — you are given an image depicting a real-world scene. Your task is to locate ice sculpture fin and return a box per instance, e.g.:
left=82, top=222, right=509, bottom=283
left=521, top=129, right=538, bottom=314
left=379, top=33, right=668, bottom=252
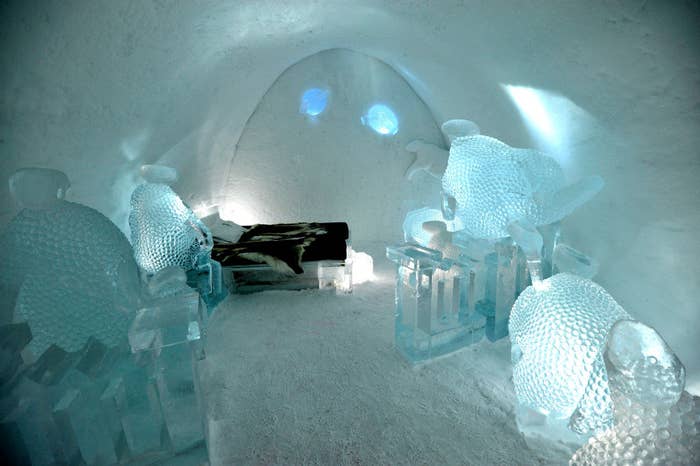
left=404, top=140, right=448, bottom=180
left=544, top=175, right=604, bottom=224
left=9, top=167, right=71, bottom=209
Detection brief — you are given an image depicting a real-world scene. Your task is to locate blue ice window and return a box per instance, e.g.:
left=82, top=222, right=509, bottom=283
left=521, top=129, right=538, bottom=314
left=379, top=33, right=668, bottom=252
left=361, top=104, right=399, bottom=135
left=300, top=88, right=329, bottom=117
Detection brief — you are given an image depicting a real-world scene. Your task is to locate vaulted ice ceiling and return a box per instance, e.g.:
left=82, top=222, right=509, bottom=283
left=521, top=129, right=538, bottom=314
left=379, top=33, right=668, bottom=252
left=1, top=1, right=699, bottom=387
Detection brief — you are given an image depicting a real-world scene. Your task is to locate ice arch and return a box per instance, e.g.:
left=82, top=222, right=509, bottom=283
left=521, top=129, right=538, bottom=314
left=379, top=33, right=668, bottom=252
left=224, top=48, right=445, bottom=241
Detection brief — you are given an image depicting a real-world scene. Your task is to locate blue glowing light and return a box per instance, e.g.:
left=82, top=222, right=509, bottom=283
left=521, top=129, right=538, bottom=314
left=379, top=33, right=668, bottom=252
left=362, top=104, right=398, bottom=135
left=300, top=88, right=329, bottom=117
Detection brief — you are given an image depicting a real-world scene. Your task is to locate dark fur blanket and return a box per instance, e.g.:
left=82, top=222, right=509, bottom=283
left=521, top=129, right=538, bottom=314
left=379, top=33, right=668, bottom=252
left=212, top=222, right=349, bottom=275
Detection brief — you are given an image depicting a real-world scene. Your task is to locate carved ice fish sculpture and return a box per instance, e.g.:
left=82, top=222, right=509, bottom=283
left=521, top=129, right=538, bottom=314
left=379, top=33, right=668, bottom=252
left=441, top=135, right=603, bottom=239
left=509, top=273, right=631, bottom=434
left=0, top=168, right=139, bottom=356
left=570, top=320, right=699, bottom=465
left=129, top=183, right=213, bottom=274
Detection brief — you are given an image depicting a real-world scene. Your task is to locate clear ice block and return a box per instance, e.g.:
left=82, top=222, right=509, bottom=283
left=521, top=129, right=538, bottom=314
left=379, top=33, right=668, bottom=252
left=387, top=244, right=485, bottom=363
left=151, top=343, right=205, bottom=453
left=53, top=386, right=120, bottom=465
left=129, top=289, right=206, bottom=358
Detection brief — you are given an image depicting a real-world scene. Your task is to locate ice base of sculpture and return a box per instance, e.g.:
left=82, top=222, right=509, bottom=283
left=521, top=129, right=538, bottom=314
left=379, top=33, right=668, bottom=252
left=387, top=244, right=486, bottom=363
left=388, top=222, right=560, bottom=363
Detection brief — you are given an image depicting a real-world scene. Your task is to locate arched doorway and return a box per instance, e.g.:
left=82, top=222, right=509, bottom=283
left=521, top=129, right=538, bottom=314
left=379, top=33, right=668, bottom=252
left=224, top=48, right=445, bottom=241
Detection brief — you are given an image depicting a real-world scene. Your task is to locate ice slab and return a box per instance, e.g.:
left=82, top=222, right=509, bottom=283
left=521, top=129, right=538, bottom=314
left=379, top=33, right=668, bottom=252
left=129, top=290, right=205, bottom=356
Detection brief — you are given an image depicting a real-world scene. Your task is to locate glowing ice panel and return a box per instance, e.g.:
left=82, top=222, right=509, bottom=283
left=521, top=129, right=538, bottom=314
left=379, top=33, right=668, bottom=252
left=362, top=104, right=398, bottom=135
left=299, top=88, right=329, bottom=116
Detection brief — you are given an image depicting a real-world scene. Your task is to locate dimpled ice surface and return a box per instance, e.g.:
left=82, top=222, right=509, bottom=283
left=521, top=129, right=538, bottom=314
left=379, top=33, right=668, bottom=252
left=441, top=135, right=602, bottom=239
left=570, top=320, right=700, bottom=465
left=509, top=273, right=630, bottom=433
left=0, top=175, right=139, bottom=355
left=129, top=183, right=213, bottom=274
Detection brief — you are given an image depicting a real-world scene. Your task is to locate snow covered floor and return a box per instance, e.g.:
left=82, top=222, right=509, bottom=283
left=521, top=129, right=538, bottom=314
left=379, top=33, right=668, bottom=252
left=199, top=242, right=574, bottom=465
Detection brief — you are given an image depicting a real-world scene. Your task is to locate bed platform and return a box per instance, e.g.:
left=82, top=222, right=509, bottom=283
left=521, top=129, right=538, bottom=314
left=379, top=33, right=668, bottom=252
left=211, top=222, right=351, bottom=294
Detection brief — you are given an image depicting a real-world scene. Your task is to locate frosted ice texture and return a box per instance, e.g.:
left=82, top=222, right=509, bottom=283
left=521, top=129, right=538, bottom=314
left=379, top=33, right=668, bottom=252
left=129, top=183, right=213, bottom=274
left=605, top=320, right=685, bottom=406
left=0, top=194, right=139, bottom=356
left=570, top=321, right=700, bottom=465
left=509, top=273, right=630, bottom=433
left=441, top=135, right=602, bottom=239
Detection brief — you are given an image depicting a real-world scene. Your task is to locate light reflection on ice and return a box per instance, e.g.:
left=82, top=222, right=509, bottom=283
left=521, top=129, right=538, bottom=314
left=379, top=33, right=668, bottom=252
left=362, top=103, right=398, bottom=135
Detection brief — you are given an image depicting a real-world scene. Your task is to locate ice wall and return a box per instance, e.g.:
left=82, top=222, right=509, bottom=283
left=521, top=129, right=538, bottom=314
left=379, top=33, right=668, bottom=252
left=228, top=48, right=444, bottom=240
left=1, top=1, right=699, bottom=387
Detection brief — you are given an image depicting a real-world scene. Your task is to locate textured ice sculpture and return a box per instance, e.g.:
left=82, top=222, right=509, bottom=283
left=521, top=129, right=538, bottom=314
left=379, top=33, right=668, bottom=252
left=0, top=168, right=139, bottom=356
left=570, top=320, right=700, bottom=465
left=129, top=183, right=213, bottom=274
left=441, top=135, right=603, bottom=239
left=509, top=273, right=630, bottom=433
